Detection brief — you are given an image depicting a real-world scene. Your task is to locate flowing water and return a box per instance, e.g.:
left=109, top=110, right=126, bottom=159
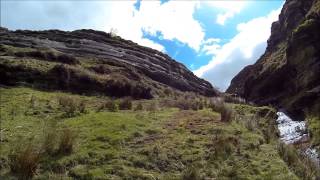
left=276, top=112, right=320, bottom=167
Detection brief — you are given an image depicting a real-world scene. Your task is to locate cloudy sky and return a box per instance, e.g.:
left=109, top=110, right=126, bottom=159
left=1, top=0, right=284, bottom=91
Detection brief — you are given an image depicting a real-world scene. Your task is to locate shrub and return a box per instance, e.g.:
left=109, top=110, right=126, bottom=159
left=78, top=100, right=87, bottom=114
left=9, top=144, right=41, bottom=180
left=208, top=133, right=237, bottom=160
left=163, top=88, right=172, bottom=96
left=182, top=166, right=201, bottom=180
left=9, top=104, right=19, bottom=120
left=223, top=94, right=246, bottom=104
left=209, top=98, right=233, bottom=122
left=277, top=142, right=320, bottom=179
left=198, top=101, right=204, bottom=110
left=105, top=100, right=118, bottom=112
left=29, top=95, right=36, bottom=109
left=146, top=101, right=158, bottom=112
left=57, top=95, right=77, bottom=117
left=244, top=118, right=257, bottom=132
left=134, top=102, right=143, bottom=111
left=57, top=95, right=87, bottom=117
left=173, top=98, right=203, bottom=111
left=220, top=106, right=233, bottom=122
left=96, top=100, right=119, bottom=112
left=42, top=129, right=57, bottom=155
left=208, top=97, right=224, bottom=112
left=58, top=128, right=76, bottom=155
left=14, top=50, right=79, bottom=64
left=119, top=97, right=132, bottom=110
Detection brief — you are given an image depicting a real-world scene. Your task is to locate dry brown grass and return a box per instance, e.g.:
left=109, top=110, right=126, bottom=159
left=9, top=144, right=41, bottom=180
left=119, top=97, right=133, bottom=110
left=58, top=128, right=76, bottom=155
left=134, top=102, right=143, bottom=111
left=209, top=98, right=233, bottom=122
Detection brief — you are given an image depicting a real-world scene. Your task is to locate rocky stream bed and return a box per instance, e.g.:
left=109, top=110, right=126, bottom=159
left=276, top=112, right=320, bottom=167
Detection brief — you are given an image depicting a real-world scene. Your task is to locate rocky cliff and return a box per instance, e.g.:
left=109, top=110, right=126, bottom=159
left=227, top=0, right=320, bottom=120
left=0, top=28, right=218, bottom=98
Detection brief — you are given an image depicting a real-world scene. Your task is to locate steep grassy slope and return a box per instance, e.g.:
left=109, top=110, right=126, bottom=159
left=0, top=87, right=307, bottom=179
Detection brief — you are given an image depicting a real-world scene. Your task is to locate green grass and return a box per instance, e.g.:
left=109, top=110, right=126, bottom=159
left=0, top=87, right=300, bottom=179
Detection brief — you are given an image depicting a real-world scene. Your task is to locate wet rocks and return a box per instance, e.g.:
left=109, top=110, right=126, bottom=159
left=276, top=112, right=320, bottom=167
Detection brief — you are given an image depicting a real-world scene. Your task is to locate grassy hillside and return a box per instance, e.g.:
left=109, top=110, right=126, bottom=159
left=0, top=87, right=308, bottom=179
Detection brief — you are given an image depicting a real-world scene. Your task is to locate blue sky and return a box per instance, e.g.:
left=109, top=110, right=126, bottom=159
left=1, top=0, right=284, bottom=91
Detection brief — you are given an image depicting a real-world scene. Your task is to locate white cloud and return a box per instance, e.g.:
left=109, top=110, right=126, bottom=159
left=204, top=1, right=247, bottom=25
left=2, top=1, right=206, bottom=52
left=194, top=8, right=281, bottom=91
left=134, top=1, right=204, bottom=51
left=96, top=1, right=204, bottom=52
left=93, top=1, right=166, bottom=52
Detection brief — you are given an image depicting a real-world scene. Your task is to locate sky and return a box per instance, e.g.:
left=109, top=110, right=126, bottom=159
left=1, top=0, right=284, bottom=91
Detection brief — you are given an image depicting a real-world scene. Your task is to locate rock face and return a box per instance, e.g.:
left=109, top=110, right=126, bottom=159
left=227, top=0, right=320, bottom=119
left=0, top=28, right=218, bottom=98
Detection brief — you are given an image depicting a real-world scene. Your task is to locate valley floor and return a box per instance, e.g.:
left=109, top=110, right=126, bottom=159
left=0, top=87, right=315, bottom=179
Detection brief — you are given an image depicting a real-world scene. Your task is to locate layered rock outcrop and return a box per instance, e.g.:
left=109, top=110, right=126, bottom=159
left=0, top=28, right=218, bottom=98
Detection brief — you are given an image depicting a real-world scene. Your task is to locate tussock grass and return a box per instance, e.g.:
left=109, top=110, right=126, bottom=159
left=9, top=144, right=41, bottom=180
left=0, top=87, right=306, bottom=179
left=119, top=97, right=133, bottom=110
left=278, top=142, right=320, bottom=179
left=58, top=128, right=76, bottom=155
left=209, top=98, right=233, bottom=122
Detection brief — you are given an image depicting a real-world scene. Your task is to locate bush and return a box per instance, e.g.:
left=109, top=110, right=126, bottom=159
left=96, top=100, right=119, bottom=112
left=119, top=97, right=132, bottom=110
left=105, top=100, right=118, bottom=112
left=58, top=128, right=76, bottom=155
left=277, top=142, right=320, bottom=179
left=29, top=95, right=36, bottom=109
left=78, top=100, right=87, bottom=113
left=208, top=132, right=237, bottom=160
left=146, top=101, right=158, bottom=112
left=9, top=145, right=41, bottom=180
left=163, top=88, right=172, bottom=96
left=209, top=98, right=233, bottom=122
left=182, top=166, right=201, bottom=180
left=134, top=102, right=143, bottom=111
left=223, top=94, right=246, bottom=104
left=42, top=130, right=57, bottom=155
left=57, top=95, right=78, bottom=117
left=173, top=98, right=204, bottom=111
left=14, top=50, right=79, bottom=64
left=220, top=106, right=233, bottom=122
left=57, top=95, right=87, bottom=117
left=277, top=143, right=299, bottom=166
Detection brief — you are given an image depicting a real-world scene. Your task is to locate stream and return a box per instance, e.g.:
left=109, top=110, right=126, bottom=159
left=276, top=112, right=320, bottom=167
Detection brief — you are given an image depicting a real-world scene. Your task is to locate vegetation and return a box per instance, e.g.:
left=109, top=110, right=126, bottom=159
left=119, top=97, right=133, bottom=110
left=9, top=144, right=41, bottom=180
left=0, top=87, right=308, bottom=179
left=278, top=143, right=320, bottom=179
left=0, top=44, right=153, bottom=99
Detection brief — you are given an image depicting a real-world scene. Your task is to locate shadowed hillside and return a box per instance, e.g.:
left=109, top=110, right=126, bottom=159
left=227, top=0, right=320, bottom=120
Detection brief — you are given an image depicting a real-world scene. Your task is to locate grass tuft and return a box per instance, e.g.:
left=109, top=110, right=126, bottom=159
left=58, top=128, right=76, bottom=155
left=9, top=144, right=41, bottom=180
